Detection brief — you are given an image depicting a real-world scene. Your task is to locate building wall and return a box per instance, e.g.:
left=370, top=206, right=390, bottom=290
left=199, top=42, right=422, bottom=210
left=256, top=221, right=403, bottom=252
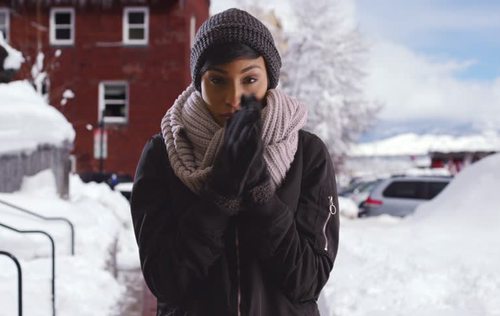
left=4, top=0, right=209, bottom=178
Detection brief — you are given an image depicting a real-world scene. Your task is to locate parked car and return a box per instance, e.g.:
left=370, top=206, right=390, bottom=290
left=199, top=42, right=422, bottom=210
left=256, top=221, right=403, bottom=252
left=339, top=179, right=383, bottom=207
left=358, top=176, right=452, bottom=217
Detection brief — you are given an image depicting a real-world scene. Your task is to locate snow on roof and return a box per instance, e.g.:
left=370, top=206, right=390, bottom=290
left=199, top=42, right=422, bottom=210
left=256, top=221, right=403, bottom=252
left=350, top=132, right=500, bottom=157
left=0, top=80, right=75, bottom=154
left=0, top=33, right=24, bottom=70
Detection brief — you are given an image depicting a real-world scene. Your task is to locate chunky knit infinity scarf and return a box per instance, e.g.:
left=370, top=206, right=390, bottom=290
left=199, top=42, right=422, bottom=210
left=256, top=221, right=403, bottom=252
left=161, top=84, right=307, bottom=194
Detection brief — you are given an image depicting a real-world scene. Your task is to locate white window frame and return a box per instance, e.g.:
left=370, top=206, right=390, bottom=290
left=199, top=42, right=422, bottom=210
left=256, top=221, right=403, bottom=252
left=50, top=8, right=75, bottom=46
left=123, top=7, right=149, bottom=45
left=0, top=8, right=9, bottom=42
left=98, top=81, right=129, bottom=124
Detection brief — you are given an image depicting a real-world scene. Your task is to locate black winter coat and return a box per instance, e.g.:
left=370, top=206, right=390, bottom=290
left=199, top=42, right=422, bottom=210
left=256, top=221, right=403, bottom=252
left=130, top=129, right=340, bottom=316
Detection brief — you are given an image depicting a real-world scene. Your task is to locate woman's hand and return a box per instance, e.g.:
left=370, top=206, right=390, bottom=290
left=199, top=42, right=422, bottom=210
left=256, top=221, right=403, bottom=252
left=206, top=95, right=266, bottom=213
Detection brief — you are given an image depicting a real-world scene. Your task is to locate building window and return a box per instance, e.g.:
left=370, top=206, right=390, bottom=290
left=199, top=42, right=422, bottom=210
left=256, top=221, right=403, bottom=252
left=99, top=82, right=129, bottom=124
left=0, top=8, right=9, bottom=42
left=123, top=7, right=149, bottom=45
left=50, top=8, right=75, bottom=45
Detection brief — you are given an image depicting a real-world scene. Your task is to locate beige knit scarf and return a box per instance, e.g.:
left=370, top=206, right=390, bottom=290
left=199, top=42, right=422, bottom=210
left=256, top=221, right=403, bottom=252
left=160, top=84, right=307, bottom=194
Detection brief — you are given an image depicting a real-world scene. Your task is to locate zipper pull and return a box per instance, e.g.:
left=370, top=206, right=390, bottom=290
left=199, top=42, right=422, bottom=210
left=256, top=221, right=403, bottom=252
left=323, top=195, right=337, bottom=251
left=328, top=195, right=337, bottom=215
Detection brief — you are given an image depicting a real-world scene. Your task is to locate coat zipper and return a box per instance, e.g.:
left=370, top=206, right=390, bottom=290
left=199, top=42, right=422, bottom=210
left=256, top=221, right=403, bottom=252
left=323, top=195, right=337, bottom=251
left=235, top=226, right=242, bottom=316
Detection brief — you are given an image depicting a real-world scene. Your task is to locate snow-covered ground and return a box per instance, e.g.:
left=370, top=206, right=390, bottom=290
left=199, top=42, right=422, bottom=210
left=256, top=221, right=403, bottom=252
left=0, top=170, right=139, bottom=316
left=323, top=153, right=500, bottom=315
left=2, top=157, right=498, bottom=316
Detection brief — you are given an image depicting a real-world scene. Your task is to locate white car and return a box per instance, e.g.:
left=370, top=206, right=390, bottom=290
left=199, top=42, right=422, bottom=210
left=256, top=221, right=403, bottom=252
left=359, top=176, right=451, bottom=217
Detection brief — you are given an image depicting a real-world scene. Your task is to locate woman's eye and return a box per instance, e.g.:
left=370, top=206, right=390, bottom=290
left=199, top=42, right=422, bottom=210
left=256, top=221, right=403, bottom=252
left=210, top=77, right=225, bottom=85
left=243, top=77, right=258, bottom=84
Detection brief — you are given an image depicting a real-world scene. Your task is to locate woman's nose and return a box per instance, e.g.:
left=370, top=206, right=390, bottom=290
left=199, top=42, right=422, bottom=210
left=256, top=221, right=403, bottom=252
left=225, top=84, right=241, bottom=110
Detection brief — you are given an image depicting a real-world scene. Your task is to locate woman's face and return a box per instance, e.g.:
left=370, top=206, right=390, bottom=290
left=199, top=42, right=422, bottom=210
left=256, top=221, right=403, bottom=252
left=201, top=56, right=269, bottom=126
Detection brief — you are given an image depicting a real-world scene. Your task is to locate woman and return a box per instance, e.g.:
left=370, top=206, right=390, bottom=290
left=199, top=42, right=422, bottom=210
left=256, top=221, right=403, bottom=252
left=131, top=8, right=339, bottom=316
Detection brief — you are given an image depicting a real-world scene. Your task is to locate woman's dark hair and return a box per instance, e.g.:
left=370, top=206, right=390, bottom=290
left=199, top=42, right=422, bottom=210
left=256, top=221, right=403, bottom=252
left=199, top=42, right=262, bottom=75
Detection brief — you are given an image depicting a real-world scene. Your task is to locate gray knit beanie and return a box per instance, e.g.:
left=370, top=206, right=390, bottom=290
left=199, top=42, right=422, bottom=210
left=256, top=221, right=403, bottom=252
left=191, top=8, right=281, bottom=92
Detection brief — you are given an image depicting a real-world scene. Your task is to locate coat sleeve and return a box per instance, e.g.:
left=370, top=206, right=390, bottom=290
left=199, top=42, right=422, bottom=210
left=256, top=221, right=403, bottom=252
left=241, top=133, right=340, bottom=303
left=130, top=135, right=229, bottom=305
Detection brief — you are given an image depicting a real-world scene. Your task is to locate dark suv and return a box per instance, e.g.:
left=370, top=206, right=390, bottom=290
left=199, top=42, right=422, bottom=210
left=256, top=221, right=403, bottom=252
left=359, top=176, right=452, bottom=217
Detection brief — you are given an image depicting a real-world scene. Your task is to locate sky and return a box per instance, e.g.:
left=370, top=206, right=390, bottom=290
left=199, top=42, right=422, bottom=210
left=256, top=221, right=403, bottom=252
left=355, top=0, right=500, bottom=135
left=210, top=0, right=500, bottom=137
left=356, top=0, right=500, bottom=81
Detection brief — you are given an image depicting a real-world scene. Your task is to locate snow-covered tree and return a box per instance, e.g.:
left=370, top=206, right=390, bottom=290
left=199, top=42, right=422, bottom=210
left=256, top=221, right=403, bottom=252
left=219, top=0, right=379, bottom=169
left=30, top=51, right=49, bottom=100
left=280, top=0, right=379, bottom=168
left=28, top=48, right=68, bottom=106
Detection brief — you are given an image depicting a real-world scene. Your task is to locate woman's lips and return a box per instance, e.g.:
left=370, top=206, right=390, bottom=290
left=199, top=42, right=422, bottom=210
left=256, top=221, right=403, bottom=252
left=219, top=113, right=234, bottom=119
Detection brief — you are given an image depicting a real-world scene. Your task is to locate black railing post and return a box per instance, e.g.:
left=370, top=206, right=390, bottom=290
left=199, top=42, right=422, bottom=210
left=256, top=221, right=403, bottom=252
left=0, top=222, right=56, bottom=316
left=0, top=250, right=22, bottom=316
left=0, top=199, right=75, bottom=255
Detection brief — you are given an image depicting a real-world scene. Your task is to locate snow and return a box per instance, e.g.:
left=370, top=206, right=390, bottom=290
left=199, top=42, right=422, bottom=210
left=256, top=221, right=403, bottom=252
left=114, top=182, right=133, bottom=193
left=1, top=144, right=497, bottom=316
left=0, top=80, right=75, bottom=154
left=412, top=152, right=500, bottom=228
left=338, top=196, right=359, bottom=219
left=323, top=153, right=500, bottom=315
left=0, top=32, right=24, bottom=70
left=60, top=89, right=75, bottom=106
left=0, top=170, right=139, bottom=316
left=62, top=89, right=75, bottom=99
left=31, top=52, right=48, bottom=99
left=351, top=132, right=500, bottom=156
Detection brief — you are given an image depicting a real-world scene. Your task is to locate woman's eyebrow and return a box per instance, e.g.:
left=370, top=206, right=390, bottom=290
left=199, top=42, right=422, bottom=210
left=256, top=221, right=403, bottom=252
left=208, top=64, right=262, bottom=74
left=240, top=65, right=262, bottom=73
left=208, top=67, right=227, bottom=74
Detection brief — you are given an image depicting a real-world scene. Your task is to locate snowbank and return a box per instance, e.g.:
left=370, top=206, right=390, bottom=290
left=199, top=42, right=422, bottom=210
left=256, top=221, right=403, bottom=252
left=0, top=170, right=139, bottom=316
left=322, top=153, right=500, bottom=315
left=412, top=152, right=500, bottom=227
left=0, top=80, right=75, bottom=154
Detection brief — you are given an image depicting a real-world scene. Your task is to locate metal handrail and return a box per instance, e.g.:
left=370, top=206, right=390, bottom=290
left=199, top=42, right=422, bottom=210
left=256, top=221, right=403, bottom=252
left=0, top=250, right=22, bottom=316
left=0, top=198, right=75, bottom=255
left=0, top=222, right=56, bottom=316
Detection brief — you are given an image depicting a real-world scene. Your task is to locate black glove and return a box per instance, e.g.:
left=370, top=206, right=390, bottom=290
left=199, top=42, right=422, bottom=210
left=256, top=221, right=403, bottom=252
left=205, top=95, right=263, bottom=213
left=237, top=98, right=273, bottom=204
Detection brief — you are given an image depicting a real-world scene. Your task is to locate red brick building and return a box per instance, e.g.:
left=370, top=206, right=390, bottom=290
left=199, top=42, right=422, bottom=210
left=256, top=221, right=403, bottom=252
left=1, top=0, right=209, bottom=179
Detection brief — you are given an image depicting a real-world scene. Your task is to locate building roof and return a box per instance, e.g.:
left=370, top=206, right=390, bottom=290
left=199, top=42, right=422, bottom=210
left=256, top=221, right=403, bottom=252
left=350, top=133, right=500, bottom=157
